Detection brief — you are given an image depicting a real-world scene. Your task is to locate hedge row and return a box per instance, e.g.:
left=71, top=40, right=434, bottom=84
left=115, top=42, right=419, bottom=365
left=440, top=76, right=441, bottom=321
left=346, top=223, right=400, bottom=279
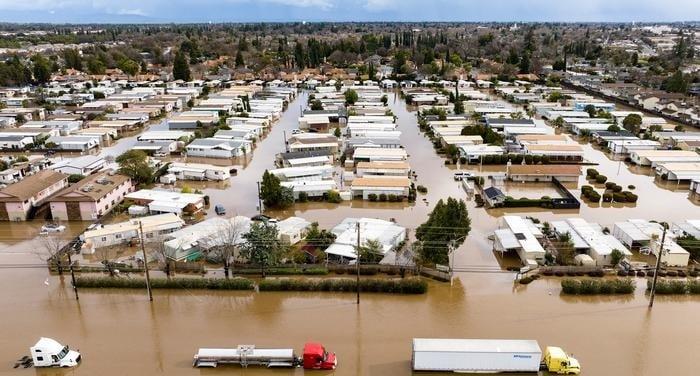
left=503, top=197, right=552, bottom=208
left=258, top=277, right=428, bottom=294
left=233, top=267, right=329, bottom=276
left=75, top=277, right=255, bottom=290
left=561, top=278, right=636, bottom=294
left=646, top=279, right=700, bottom=294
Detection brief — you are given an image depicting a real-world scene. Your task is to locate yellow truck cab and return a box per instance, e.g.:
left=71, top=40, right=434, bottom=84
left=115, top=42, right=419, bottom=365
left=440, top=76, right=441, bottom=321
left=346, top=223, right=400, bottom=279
left=543, top=346, right=580, bottom=375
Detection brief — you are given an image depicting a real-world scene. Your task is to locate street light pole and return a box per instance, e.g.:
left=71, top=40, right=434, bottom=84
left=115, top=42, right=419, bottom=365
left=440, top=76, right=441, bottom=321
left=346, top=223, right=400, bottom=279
left=356, top=221, right=361, bottom=305
left=139, top=221, right=153, bottom=302
left=66, top=250, right=79, bottom=301
left=649, top=226, right=668, bottom=308
left=257, top=181, right=263, bottom=215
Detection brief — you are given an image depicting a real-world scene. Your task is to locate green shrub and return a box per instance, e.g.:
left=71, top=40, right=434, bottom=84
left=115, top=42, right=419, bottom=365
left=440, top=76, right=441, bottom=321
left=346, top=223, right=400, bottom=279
left=378, top=193, right=387, bottom=202
left=623, top=191, right=638, bottom=203
left=581, top=185, right=593, bottom=193
left=586, top=168, right=599, bottom=178
left=605, top=182, right=616, bottom=189
left=368, top=193, right=378, bottom=202
left=627, top=185, right=635, bottom=190
left=587, top=191, right=601, bottom=202
left=561, top=278, right=635, bottom=295
left=689, top=280, right=700, bottom=294
left=612, top=192, right=627, bottom=202
left=75, top=277, right=255, bottom=290
left=326, top=190, right=342, bottom=203
left=595, top=175, right=608, bottom=184
left=459, top=157, right=467, bottom=164
left=602, top=193, right=613, bottom=202
left=298, top=191, right=309, bottom=203
left=416, top=185, right=428, bottom=193
left=612, top=185, right=623, bottom=193
left=258, top=277, right=427, bottom=294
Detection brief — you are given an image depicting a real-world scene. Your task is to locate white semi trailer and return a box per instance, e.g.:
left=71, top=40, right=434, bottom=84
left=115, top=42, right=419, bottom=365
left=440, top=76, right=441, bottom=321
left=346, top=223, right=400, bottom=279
left=412, top=338, right=542, bottom=373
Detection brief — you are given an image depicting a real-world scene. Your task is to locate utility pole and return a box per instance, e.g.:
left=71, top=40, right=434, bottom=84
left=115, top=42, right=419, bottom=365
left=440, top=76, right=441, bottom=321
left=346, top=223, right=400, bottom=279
left=139, top=221, right=153, bottom=302
left=649, top=226, right=667, bottom=308
left=256, top=181, right=263, bottom=215
left=66, top=250, right=79, bottom=301
left=449, top=240, right=455, bottom=286
left=356, top=221, right=361, bottom=305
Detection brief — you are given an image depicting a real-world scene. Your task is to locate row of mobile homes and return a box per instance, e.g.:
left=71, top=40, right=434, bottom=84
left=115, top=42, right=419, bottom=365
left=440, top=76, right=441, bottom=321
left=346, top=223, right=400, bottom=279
left=79, top=213, right=185, bottom=252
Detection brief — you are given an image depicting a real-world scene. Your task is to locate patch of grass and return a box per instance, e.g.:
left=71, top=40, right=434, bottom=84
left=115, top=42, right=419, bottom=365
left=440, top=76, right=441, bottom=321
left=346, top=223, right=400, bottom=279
left=75, top=276, right=255, bottom=290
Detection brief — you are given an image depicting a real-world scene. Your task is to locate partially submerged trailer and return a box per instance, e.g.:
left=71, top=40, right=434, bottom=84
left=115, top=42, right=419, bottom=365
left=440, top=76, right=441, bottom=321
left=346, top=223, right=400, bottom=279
left=193, top=342, right=336, bottom=370
left=412, top=338, right=542, bottom=373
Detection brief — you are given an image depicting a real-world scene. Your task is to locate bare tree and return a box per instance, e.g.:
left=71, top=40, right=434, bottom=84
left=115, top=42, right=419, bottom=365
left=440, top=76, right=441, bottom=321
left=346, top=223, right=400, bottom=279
left=37, top=234, right=69, bottom=275
left=95, top=247, right=117, bottom=277
left=150, top=234, right=174, bottom=278
left=200, top=217, right=248, bottom=279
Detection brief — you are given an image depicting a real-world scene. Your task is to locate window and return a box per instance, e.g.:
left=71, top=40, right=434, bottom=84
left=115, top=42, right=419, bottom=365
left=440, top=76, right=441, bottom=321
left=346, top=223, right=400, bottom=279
left=115, top=234, right=122, bottom=239
left=101, top=237, right=107, bottom=242
left=146, top=233, right=154, bottom=238
left=36, top=356, right=43, bottom=361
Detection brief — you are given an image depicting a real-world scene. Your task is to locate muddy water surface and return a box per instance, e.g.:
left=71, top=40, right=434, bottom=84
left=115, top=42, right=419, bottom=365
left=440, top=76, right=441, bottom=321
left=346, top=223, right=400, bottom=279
left=1, top=91, right=699, bottom=376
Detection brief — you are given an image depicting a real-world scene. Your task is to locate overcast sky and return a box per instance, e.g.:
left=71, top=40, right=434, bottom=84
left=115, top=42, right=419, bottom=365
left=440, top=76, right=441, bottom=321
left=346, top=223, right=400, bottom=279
left=0, top=0, right=697, bottom=23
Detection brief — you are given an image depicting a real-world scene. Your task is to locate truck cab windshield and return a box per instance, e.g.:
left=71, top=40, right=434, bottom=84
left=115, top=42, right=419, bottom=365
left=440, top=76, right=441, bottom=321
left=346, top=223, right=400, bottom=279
left=57, top=346, right=69, bottom=359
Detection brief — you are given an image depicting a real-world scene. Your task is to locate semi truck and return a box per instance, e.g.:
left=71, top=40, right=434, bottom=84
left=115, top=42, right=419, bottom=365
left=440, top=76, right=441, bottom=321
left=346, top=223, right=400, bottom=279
left=193, top=342, right=336, bottom=370
left=30, top=338, right=81, bottom=368
left=411, top=338, right=580, bottom=374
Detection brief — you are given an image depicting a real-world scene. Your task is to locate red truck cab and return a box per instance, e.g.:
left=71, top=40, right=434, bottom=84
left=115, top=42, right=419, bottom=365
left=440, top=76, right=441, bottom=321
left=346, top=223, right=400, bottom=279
left=302, top=342, right=337, bottom=370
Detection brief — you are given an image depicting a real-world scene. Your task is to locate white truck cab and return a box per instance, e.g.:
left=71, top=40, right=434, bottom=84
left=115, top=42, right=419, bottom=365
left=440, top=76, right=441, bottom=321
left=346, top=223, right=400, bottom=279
left=30, top=337, right=81, bottom=368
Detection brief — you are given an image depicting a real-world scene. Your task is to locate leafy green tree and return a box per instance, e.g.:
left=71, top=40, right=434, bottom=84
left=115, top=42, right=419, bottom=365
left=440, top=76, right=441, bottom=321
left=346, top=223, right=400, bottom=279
left=622, top=114, right=642, bottom=134
left=344, top=89, right=358, bottom=105
left=116, top=150, right=154, bottom=185
left=547, top=91, right=563, bottom=102
left=235, top=50, right=245, bottom=67
left=173, top=51, right=192, bottom=81
left=63, top=49, right=82, bottom=71
left=31, top=55, right=51, bottom=84
left=260, top=170, right=294, bottom=209
left=333, top=125, right=341, bottom=138
left=610, top=249, right=624, bottom=266
left=117, top=58, right=139, bottom=76
left=304, top=222, right=336, bottom=251
left=87, top=57, right=106, bottom=74
left=664, top=70, right=689, bottom=93
left=67, top=174, right=85, bottom=183
left=607, top=123, right=621, bottom=132
left=240, top=222, right=285, bottom=277
left=415, top=198, right=471, bottom=265
left=310, top=99, right=323, bottom=111
left=358, top=239, right=384, bottom=263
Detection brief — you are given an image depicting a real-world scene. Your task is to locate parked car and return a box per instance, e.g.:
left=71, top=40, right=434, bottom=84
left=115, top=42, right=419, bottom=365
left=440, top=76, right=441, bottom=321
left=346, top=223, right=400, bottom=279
left=252, top=214, right=278, bottom=223
left=215, top=204, right=226, bottom=215
left=453, top=172, right=474, bottom=181
left=291, top=129, right=303, bottom=135
left=40, top=223, right=66, bottom=235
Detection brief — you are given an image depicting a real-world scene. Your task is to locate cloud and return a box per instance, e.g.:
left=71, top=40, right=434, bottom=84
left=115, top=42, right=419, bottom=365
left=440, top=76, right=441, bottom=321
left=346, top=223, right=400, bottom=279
left=0, top=0, right=697, bottom=22
left=364, top=0, right=396, bottom=11
left=116, top=8, right=147, bottom=17
left=263, top=0, right=334, bottom=9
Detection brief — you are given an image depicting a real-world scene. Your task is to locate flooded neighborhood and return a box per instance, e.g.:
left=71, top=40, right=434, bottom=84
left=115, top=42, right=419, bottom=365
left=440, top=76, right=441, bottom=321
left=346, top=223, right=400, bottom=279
left=0, top=13, right=699, bottom=376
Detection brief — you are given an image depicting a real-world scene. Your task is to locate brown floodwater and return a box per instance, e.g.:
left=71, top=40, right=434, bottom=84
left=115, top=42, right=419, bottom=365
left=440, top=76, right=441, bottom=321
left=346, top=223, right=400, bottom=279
left=1, top=90, right=700, bottom=375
